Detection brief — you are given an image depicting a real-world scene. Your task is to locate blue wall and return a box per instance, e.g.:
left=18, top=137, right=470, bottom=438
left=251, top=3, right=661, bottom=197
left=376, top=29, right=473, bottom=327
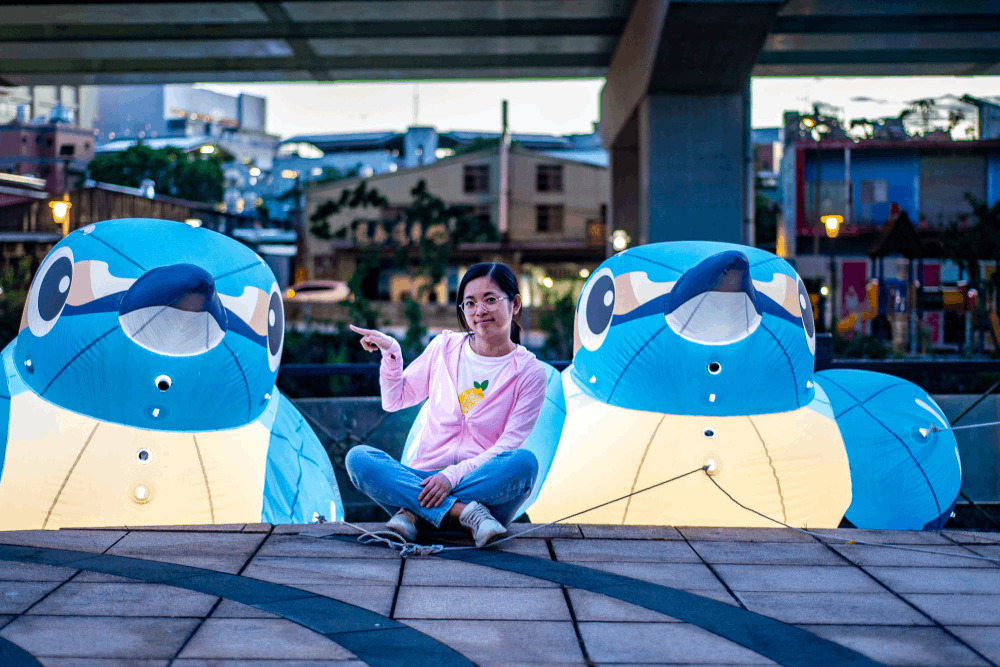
left=803, top=148, right=920, bottom=226
left=988, top=149, right=1000, bottom=206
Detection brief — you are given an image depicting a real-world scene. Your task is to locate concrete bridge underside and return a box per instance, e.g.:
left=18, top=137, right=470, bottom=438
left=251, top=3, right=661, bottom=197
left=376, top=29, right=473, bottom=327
left=2, top=0, right=999, bottom=245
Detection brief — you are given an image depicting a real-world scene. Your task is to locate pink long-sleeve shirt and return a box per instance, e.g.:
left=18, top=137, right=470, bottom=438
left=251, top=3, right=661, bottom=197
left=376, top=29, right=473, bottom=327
left=379, top=330, right=548, bottom=487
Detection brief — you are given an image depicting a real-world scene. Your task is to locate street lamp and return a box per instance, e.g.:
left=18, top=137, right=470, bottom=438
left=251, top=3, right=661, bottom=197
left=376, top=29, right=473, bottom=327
left=611, top=229, right=631, bottom=252
left=822, top=214, right=843, bottom=323
left=49, top=195, right=72, bottom=236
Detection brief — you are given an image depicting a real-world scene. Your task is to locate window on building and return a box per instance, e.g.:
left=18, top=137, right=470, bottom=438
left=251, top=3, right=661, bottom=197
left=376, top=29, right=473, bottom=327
left=859, top=179, right=889, bottom=204
left=536, top=205, right=565, bottom=233
left=536, top=164, right=564, bottom=192
left=463, top=164, right=489, bottom=193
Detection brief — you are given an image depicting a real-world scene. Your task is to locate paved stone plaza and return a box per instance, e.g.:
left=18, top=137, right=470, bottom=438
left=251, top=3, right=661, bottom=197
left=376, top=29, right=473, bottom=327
left=0, top=523, right=998, bottom=666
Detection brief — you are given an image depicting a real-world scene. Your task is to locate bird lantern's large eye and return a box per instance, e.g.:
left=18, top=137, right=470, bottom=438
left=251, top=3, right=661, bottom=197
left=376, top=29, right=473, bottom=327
left=267, top=283, right=284, bottom=371
left=26, top=246, right=74, bottom=337
left=577, top=267, right=615, bottom=351
left=798, top=278, right=816, bottom=355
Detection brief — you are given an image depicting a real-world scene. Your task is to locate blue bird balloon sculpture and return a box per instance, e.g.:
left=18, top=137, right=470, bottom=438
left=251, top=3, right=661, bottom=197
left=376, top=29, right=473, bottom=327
left=0, top=219, right=342, bottom=529
left=423, top=241, right=959, bottom=530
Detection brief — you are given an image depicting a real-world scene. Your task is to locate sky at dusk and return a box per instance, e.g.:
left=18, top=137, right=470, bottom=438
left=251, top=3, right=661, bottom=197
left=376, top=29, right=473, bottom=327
left=201, top=76, right=1000, bottom=140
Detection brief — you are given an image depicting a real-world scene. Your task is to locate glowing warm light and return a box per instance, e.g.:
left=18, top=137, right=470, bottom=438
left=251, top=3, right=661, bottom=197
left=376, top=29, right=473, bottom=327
left=50, top=201, right=70, bottom=221
left=803, top=117, right=816, bottom=128
left=579, top=268, right=590, bottom=279
left=822, top=214, right=843, bottom=239
left=249, top=167, right=261, bottom=177
left=611, top=229, right=631, bottom=252
left=280, top=169, right=299, bottom=179
left=820, top=286, right=829, bottom=297
left=286, top=289, right=296, bottom=299
left=199, top=145, right=215, bottom=154
left=184, top=218, right=202, bottom=228
left=542, top=277, right=554, bottom=289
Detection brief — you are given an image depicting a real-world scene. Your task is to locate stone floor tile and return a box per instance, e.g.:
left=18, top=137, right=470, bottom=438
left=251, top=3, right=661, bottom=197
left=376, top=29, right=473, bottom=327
left=402, top=620, right=585, bottom=664
left=211, top=600, right=280, bottom=618
left=567, top=588, right=738, bottom=623
left=177, top=618, right=355, bottom=659
left=0, top=616, right=199, bottom=658
left=686, top=541, right=844, bottom=566
left=0, top=561, right=77, bottom=582
left=508, top=523, right=584, bottom=539
left=832, top=543, right=994, bottom=568
left=961, top=544, right=1000, bottom=562
left=560, top=561, right=728, bottom=593
left=0, top=615, right=13, bottom=628
left=712, top=564, right=883, bottom=593
left=274, top=522, right=381, bottom=535
left=948, top=626, right=1000, bottom=664
left=242, top=556, right=400, bottom=586
left=402, top=559, right=559, bottom=588
left=72, top=572, right=142, bottom=584
left=0, top=530, right=125, bottom=552
left=0, top=581, right=62, bottom=614
left=174, top=661, right=365, bottom=667
left=491, top=537, right=552, bottom=558
left=126, top=524, right=245, bottom=532
left=106, top=531, right=265, bottom=574
left=734, top=591, right=931, bottom=626
left=799, top=624, right=989, bottom=666
left=579, top=525, right=683, bottom=540
left=902, top=594, right=1000, bottom=625
left=256, top=533, right=398, bottom=559
left=39, top=660, right=170, bottom=666
left=578, top=622, right=777, bottom=664
left=865, top=566, right=1000, bottom=594
left=552, top=538, right=700, bottom=563
left=241, top=523, right=273, bottom=533
left=813, top=529, right=952, bottom=545
left=943, top=531, right=1000, bottom=545
left=26, top=582, right=218, bottom=617
left=394, top=586, right=570, bottom=621
left=679, top=526, right=813, bottom=543
left=277, top=584, right=396, bottom=616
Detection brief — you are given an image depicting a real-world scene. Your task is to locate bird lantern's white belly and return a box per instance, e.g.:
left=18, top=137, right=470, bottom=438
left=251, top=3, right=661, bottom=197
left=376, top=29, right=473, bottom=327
left=0, top=391, right=270, bottom=530
left=529, top=384, right=852, bottom=528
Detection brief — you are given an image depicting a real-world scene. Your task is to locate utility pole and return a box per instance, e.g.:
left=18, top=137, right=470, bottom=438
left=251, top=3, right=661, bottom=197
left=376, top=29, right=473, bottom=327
left=498, top=100, right=510, bottom=242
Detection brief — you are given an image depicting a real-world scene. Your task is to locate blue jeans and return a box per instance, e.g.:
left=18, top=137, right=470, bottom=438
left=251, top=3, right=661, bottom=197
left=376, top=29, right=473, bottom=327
left=345, top=445, right=538, bottom=528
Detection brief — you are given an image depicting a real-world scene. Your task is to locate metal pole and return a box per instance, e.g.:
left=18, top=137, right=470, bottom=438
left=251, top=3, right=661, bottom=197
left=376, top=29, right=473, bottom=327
left=498, top=100, right=510, bottom=241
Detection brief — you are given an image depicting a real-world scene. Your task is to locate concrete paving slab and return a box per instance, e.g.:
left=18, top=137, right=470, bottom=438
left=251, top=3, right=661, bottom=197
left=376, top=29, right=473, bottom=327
left=902, top=593, right=1000, bottom=625
left=943, top=531, right=1000, bottom=545
left=242, top=523, right=273, bottom=533
left=864, top=566, right=1000, bottom=594
left=947, top=626, right=1000, bottom=664
left=274, top=522, right=381, bottom=535
left=241, top=556, right=400, bottom=586
left=579, top=525, right=684, bottom=540
left=712, top=564, right=883, bottom=593
left=679, top=527, right=814, bottom=543
left=106, top=531, right=265, bottom=574
left=39, top=660, right=170, bottom=666
left=812, top=529, right=953, bottom=545
left=567, top=588, right=737, bottom=623
left=0, top=581, right=62, bottom=614
left=508, top=523, right=584, bottom=538
left=211, top=599, right=281, bottom=619
left=578, top=621, right=778, bottom=665
left=402, top=558, right=560, bottom=588
left=174, top=662, right=364, bottom=667
left=26, top=582, right=218, bottom=617
left=0, top=561, right=77, bottom=582
left=559, top=561, right=728, bottom=593
left=0, top=616, right=199, bottom=659
left=733, top=591, right=932, bottom=626
left=551, top=538, right=701, bottom=563
left=799, top=624, right=990, bottom=666
left=256, top=533, right=398, bottom=559
left=394, top=585, right=570, bottom=621
left=177, top=618, right=356, bottom=660
left=0, top=530, right=125, bottom=552
left=491, top=537, right=553, bottom=558
left=276, top=584, right=396, bottom=617
left=125, top=524, right=246, bottom=532
left=832, top=543, right=994, bottom=568
left=962, top=544, right=1000, bottom=562
left=687, top=541, right=845, bottom=566
left=0, top=615, right=12, bottom=628
left=402, top=619, right=585, bottom=664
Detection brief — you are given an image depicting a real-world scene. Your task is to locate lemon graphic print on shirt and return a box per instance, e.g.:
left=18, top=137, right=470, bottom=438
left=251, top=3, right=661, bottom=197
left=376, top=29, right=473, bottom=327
left=459, top=380, right=488, bottom=415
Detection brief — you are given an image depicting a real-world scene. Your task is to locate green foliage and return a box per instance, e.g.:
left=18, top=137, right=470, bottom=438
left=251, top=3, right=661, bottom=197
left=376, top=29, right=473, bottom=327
left=538, top=288, right=577, bottom=361
left=401, top=296, right=427, bottom=360
left=832, top=332, right=892, bottom=359
left=87, top=143, right=224, bottom=204
left=940, top=195, right=1000, bottom=289
left=0, top=257, right=32, bottom=347
left=309, top=181, right=389, bottom=240
left=278, top=328, right=379, bottom=398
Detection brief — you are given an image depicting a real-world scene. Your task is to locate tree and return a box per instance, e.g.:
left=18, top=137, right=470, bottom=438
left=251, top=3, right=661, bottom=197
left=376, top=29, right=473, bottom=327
left=87, top=144, right=224, bottom=204
left=0, top=257, right=32, bottom=347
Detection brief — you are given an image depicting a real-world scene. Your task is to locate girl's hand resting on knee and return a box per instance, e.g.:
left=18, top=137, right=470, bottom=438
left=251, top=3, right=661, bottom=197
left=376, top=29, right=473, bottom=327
left=418, top=473, right=453, bottom=508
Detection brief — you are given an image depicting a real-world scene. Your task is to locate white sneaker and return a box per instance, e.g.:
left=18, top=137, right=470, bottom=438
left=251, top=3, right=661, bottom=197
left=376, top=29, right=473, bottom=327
left=459, top=501, right=507, bottom=547
left=386, top=508, right=419, bottom=542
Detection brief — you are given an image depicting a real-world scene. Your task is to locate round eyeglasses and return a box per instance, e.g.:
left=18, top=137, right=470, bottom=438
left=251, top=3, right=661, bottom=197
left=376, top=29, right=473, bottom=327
left=461, top=295, right=508, bottom=314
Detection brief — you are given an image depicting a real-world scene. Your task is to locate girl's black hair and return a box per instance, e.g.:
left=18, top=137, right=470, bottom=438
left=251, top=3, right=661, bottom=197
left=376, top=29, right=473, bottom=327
left=456, top=262, right=522, bottom=344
